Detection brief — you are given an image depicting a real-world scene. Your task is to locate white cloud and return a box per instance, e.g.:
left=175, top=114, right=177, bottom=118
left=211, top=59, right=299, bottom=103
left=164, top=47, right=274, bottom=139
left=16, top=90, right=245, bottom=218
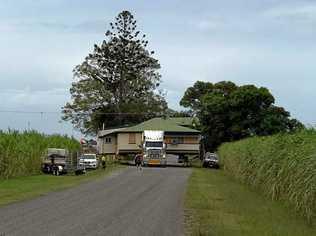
left=194, top=19, right=224, bottom=31
left=264, top=3, right=316, bottom=22
left=0, top=19, right=106, bottom=34
left=1, top=0, right=316, bottom=134
left=0, top=88, right=69, bottom=109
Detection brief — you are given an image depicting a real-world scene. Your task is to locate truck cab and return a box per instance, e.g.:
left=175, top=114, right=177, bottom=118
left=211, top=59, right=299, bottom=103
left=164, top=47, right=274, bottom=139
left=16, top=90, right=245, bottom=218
left=142, top=130, right=167, bottom=166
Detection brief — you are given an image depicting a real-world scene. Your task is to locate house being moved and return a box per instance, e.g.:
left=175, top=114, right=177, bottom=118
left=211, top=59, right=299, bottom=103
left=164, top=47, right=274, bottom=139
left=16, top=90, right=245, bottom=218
left=97, top=117, right=201, bottom=157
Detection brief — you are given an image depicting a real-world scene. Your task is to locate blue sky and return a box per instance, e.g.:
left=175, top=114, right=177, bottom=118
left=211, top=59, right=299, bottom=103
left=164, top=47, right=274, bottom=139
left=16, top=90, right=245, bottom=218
left=1, top=0, right=316, bottom=137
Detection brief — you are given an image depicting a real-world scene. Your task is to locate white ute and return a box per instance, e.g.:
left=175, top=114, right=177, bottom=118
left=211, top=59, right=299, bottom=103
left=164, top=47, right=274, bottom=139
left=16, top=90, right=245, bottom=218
left=79, top=153, right=98, bottom=169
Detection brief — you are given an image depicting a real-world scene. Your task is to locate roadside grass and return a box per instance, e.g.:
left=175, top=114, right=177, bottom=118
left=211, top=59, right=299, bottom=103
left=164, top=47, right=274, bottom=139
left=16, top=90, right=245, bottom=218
left=218, top=129, right=316, bottom=222
left=0, top=164, right=123, bottom=207
left=185, top=168, right=316, bottom=236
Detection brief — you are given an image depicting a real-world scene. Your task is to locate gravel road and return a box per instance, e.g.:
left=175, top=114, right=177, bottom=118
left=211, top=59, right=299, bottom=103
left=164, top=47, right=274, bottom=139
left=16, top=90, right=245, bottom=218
left=0, top=166, right=191, bottom=236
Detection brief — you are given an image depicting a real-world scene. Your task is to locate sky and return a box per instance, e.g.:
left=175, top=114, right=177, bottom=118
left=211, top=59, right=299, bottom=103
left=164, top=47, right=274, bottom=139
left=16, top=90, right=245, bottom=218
left=1, top=0, right=316, bottom=137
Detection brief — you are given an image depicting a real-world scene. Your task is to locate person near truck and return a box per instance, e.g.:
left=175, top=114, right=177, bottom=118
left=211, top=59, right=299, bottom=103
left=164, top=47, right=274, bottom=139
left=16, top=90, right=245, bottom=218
left=134, top=153, right=143, bottom=170
left=50, top=154, right=58, bottom=175
left=101, top=155, right=106, bottom=169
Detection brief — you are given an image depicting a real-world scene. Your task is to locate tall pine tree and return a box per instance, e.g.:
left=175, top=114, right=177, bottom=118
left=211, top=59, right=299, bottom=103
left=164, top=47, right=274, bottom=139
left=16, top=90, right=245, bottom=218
left=63, top=11, right=167, bottom=134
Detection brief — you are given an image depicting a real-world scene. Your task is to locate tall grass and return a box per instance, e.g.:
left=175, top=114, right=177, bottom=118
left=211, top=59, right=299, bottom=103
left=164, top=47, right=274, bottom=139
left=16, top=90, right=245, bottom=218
left=0, top=130, right=80, bottom=179
left=218, top=129, right=316, bottom=223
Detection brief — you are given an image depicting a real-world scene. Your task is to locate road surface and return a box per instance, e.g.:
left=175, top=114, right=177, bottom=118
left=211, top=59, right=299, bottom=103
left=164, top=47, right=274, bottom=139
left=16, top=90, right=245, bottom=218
left=0, top=166, right=191, bottom=236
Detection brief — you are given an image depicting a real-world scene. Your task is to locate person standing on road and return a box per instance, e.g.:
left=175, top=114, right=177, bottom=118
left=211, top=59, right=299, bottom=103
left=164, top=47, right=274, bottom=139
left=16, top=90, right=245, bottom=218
left=101, top=155, right=106, bottom=169
left=183, top=155, right=189, bottom=167
left=134, top=153, right=143, bottom=170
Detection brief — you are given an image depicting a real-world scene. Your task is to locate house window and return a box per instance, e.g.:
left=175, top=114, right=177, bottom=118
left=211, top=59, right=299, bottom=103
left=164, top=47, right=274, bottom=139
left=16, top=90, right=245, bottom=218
left=169, top=137, right=184, bottom=145
left=105, top=137, right=112, bottom=143
left=129, top=133, right=136, bottom=144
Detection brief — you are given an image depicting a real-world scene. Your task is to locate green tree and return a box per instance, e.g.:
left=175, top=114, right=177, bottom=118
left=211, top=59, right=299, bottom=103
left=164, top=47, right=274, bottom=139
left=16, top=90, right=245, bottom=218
left=180, top=81, right=214, bottom=112
left=181, top=81, right=304, bottom=150
left=62, top=11, right=167, bottom=134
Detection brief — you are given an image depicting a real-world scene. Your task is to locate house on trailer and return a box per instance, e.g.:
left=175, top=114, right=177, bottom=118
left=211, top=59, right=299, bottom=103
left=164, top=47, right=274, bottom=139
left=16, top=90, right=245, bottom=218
left=97, top=117, right=201, bottom=158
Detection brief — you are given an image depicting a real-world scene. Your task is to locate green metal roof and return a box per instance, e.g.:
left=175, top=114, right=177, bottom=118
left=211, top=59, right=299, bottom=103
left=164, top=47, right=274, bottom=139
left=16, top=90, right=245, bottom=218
left=120, top=117, right=200, bottom=133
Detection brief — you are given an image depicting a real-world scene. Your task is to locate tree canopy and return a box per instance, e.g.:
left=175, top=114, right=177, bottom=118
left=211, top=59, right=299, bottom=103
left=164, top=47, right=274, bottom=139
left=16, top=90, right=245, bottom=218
left=180, top=81, right=304, bottom=150
left=62, top=11, right=167, bottom=134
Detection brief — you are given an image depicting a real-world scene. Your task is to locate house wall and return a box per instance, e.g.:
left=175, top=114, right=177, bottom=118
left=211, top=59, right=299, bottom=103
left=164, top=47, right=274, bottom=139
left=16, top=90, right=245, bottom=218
left=117, top=132, right=142, bottom=153
left=164, top=134, right=200, bottom=154
left=98, top=132, right=200, bottom=155
left=164, top=135, right=200, bottom=144
left=166, top=144, right=200, bottom=154
left=97, top=135, right=117, bottom=154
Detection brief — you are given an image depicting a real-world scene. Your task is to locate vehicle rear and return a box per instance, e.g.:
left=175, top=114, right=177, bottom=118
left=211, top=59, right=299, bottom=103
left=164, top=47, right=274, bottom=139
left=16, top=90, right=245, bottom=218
left=42, top=148, right=68, bottom=175
left=202, top=152, right=219, bottom=168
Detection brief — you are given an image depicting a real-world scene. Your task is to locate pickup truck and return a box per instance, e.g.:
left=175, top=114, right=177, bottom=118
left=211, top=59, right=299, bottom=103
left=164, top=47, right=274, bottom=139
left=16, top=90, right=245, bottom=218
left=79, top=153, right=98, bottom=169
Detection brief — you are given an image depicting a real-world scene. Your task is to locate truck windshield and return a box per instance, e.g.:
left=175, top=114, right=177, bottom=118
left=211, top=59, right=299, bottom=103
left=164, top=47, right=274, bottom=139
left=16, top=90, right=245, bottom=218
left=83, top=154, right=96, bottom=159
left=145, top=142, right=163, bottom=147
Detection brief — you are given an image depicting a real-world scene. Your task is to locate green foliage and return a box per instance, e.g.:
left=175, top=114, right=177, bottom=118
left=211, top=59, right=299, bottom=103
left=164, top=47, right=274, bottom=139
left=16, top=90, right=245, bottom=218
left=218, top=129, right=316, bottom=223
left=63, top=11, right=167, bottom=134
left=0, top=130, right=80, bottom=179
left=180, top=80, right=215, bottom=111
left=181, top=80, right=304, bottom=150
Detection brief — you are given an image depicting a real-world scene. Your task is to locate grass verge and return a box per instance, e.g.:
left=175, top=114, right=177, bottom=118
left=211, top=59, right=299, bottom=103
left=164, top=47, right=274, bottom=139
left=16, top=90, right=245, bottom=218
left=0, top=164, right=123, bottom=207
left=218, top=129, right=316, bottom=221
left=185, top=168, right=316, bottom=236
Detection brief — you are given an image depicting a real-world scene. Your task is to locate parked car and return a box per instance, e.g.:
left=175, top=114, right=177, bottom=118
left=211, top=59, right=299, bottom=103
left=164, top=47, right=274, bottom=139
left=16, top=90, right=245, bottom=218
left=79, top=153, right=98, bottom=169
left=202, top=152, right=220, bottom=169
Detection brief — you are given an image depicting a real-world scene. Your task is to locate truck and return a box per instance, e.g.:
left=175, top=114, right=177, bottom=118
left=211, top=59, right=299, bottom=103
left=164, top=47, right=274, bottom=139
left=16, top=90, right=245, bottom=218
left=142, top=130, right=167, bottom=166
